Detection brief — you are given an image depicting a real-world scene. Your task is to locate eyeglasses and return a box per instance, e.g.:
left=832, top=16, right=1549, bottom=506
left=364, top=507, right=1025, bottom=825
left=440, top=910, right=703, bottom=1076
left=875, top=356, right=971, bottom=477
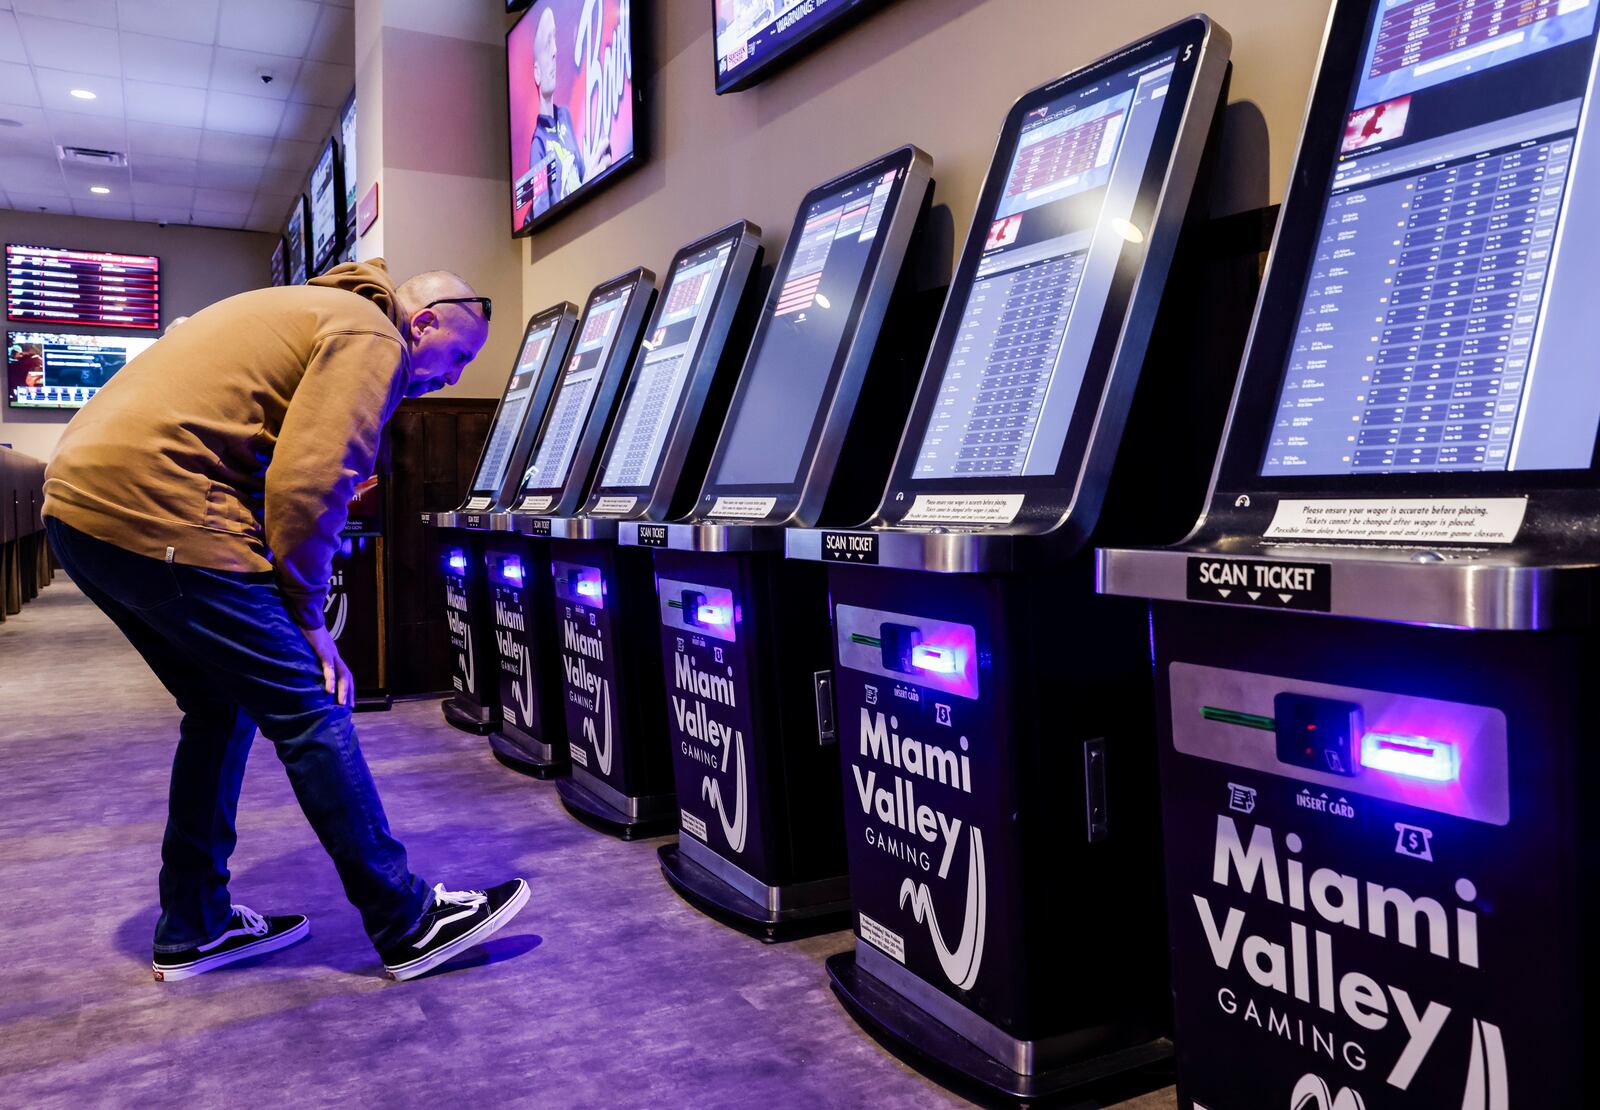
left=422, top=296, right=492, bottom=322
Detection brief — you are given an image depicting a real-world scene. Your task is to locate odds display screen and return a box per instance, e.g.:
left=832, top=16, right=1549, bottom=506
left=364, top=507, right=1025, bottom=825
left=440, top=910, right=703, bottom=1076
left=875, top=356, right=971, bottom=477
left=472, top=317, right=563, bottom=493
left=285, top=198, right=309, bottom=285
left=340, top=94, right=358, bottom=237
left=710, top=164, right=905, bottom=486
left=714, top=0, right=885, bottom=93
left=909, top=53, right=1181, bottom=480
left=506, top=0, right=638, bottom=235
left=309, top=138, right=341, bottom=272
left=270, top=239, right=287, bottom=287
left=596, top=236, right=735, bottom=490
left=520, top=285, right=634, bottom=491
left=7, top=330, right=155, bottom=409
left=1261, top=0, right=1600, bottom=475
left=5, top=244, right=160, bottom=330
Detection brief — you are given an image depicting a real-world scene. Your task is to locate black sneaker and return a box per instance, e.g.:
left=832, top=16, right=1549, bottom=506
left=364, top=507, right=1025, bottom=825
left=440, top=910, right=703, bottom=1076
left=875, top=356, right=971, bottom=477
left=381, top=879, right=529, bottom=981
left=152, top=905, right=310, bottom=982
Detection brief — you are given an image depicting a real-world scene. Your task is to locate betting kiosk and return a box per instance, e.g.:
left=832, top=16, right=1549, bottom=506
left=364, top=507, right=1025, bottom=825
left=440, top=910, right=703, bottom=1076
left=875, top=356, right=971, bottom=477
left=328, top=475, right=391, bottom=711
left=618, top=145, right=937, bottom=932
left=786, top=18, right=1233, bottom=1101
left=424, top=306, right=579, bottom=734
left=1099, top=3, right=1600, bottom=1107
left=526, top=224, right=763, bottom=830
left=491, top=268, right=657, bottom=784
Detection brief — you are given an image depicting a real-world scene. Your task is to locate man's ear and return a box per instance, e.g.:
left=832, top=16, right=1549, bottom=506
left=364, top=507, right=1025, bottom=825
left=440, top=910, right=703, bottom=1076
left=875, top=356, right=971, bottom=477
left=409, top=308, right=438, bottom=340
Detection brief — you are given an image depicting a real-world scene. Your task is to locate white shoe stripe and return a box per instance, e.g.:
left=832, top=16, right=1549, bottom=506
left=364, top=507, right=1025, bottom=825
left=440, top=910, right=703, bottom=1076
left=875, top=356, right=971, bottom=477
left=411, top=907, right=479, bottom=949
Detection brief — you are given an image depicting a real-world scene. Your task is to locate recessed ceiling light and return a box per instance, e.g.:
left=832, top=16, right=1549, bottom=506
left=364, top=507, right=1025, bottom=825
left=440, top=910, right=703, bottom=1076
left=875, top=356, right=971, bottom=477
left=70, top=89, right=97, bottom=100
left=90, top=186, right=111, bottom=195
left=0, top=118, right=22, bottom=128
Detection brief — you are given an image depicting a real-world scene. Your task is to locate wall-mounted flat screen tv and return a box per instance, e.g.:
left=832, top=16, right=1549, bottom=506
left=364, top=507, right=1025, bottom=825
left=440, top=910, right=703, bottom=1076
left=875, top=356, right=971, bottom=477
left=339, top=91, right=358, bottom=242
left=506, top=0, right=644, bottom=236
left=5, top=243, right=161, bottom=330
left=7, top=330, right=157, bottom=409
left=270, top=237, right=287, bottom=287
left=284, top=195, right=310, bottom=285
left=309, top=137, right=344, bottom=275
left=713, top=0, right=890, bottom=94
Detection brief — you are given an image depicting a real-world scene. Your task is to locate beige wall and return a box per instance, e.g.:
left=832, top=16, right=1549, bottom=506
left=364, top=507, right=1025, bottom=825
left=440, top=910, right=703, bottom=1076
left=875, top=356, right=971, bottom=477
left=353, top=0, right=523, bottom=398
left=0, top=209, right=274, bottom=459
left=520, top=0, right=1332, bottom=322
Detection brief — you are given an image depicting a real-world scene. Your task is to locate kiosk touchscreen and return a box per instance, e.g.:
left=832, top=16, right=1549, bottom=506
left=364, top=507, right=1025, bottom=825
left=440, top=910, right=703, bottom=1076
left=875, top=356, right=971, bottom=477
left=1099, top=2, right=1600, bottom=1107
left=483, top=269, right=656, bottom=777
left=425, top=306, right=580, bottom=734
left=618, top=145, right=938, bottom=935
left=786, top=16, right=1233, bottom=1101
left=537, top=224, right=764, bottom=830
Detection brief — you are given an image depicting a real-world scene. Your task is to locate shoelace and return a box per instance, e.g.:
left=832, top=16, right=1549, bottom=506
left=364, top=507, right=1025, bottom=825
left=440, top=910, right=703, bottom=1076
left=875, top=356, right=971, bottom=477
left=233, top=905, right=269, bottom=936
left=431, top=884, right=487, bottom=911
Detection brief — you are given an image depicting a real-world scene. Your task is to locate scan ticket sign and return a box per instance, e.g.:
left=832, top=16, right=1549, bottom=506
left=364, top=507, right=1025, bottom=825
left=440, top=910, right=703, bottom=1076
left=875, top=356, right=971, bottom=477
left=1161, top=664, right=1545, bottom=1109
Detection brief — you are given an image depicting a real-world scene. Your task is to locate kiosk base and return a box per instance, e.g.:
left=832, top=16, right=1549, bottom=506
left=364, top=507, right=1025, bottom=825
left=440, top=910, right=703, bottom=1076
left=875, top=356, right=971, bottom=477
left=826, top=950, right=1173, bottom=1106
left=441, top=695, right=496, bottom=735
left=556, top=766, right=676, bottom=840
left=353, top=694, right=392, bottom=713
left=487, top=729, right=566, bottom=778
left=658, top=843, right=850, bottom=942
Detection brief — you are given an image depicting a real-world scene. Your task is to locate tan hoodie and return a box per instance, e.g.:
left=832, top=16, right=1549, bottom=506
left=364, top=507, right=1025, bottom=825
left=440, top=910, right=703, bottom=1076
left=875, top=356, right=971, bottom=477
left=44, top=258, right=412, bottom=630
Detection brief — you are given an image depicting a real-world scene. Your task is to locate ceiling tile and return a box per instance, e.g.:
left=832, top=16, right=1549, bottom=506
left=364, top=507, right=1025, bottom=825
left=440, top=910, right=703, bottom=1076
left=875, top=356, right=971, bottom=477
left=116, top=0, right=220, bottom=45
left=130, top=155, right=199, bottom=186
left=193, top=186, right=251, bottom=215
left=16, top=14, right=121, bottom=77
left=324, top=0, right=353, bottom=7
left=276, top=99, right=331, bottom=143
left=0, top=13, right=27, bottom=64
left=71, top=195, right=135, bottom=220
left=130, top=181, right=193, bottom=208
left=266, top=136, right=316, bottom=171
left=192, top=209, right=246, bottom=230
left=124, top=79, right=207, bottom=127
left=306, top=3, right=354, bottom=64
left=34, top=68, right=125, bottom=117
left=258, top=165, right=306, bottom=196
left=60, top=160, right=132, bottom=192
left=203, top=89, right=284, bottom=136
left=210, top=47, right=300, bottom=102
left=217, top=0, right=320, bottom=57
left=13, top=0, right=118, bottom=26
left=198, top=128, right=272, bottom=165
left=0, top=102, right=48, bottom=151
left=133, top=204, right=194, bottom=224
left=0, top=60, right=39, bottom=106
left=248, top=192, right=287, bottom=220
left=0, top=153, right=63, bottom=192
left=120, top=31, right=214, bottom=89
left=196, top=159, right=260, bottom=190
left=7, top=191, right=74, bottom=215
left=243, top=212, right=280, bottom=232
left=125, top=119, right=202, bottom=160
left=44, top=109, right=128, bottom=151
left=290, top=59, right=351, bottom=108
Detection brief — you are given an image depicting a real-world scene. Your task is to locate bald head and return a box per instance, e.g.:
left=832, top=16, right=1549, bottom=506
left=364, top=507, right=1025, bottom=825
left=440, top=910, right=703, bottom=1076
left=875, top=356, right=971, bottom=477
left=534, top=7, right=559, bottom=102
left=396, top=270, right=490, bottom=398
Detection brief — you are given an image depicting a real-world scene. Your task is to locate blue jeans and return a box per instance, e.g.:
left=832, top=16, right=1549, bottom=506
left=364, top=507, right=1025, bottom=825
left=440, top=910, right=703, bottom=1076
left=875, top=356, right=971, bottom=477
left=47, top=518, right=430, bottom=953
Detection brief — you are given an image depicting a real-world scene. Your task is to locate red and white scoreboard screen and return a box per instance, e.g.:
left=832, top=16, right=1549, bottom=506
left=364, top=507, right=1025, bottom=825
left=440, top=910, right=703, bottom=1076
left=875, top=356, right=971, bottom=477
left=5, top=244, right=161, bottom=330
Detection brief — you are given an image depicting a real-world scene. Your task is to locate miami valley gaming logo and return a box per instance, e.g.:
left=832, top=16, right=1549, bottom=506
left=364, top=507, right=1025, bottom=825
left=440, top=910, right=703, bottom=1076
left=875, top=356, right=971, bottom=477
left=855, top=707, right=988, bottom=991
left=1197, top=813, right=1509, bottom=1109
left=672, top=648, right=748, bottom=854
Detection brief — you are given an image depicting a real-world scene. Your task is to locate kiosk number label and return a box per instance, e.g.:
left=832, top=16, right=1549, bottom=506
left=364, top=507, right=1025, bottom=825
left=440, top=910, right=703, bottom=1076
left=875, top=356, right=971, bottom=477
left=1186, top=558, right=1331, bottom=612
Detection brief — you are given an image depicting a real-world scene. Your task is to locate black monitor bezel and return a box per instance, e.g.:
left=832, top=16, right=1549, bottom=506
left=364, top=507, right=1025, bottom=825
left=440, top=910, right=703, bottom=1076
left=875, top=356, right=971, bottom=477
left=504, top=0, right=649, bottom=240
left=513, top=267, right=656, bottom=512
left=338, top=89, right=359, bottom=242
left=694, top=144, right=925, bottom=522
left=711, top=0, right=893, bottom=95
left=309, top=135, right=345, bottom=277
left=874, top=17, right=1217, bottom=531
left=583, top=220, right=760, bottom=515
left=465, top=302, right=580, bottom=504
left=284, top=194, right=311, bottom=285
left=1212, top=0, right=1600, bottom=501
left=5, top=241, right=163, bottom=330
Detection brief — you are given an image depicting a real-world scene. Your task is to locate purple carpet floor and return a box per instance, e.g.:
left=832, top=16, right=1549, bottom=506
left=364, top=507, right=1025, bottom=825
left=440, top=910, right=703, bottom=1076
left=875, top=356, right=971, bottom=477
left=0, top=580, right=1179, bottom=1109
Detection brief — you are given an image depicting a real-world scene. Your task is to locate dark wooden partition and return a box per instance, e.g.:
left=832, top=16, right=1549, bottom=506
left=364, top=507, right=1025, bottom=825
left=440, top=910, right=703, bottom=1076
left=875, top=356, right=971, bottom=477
left=381, top=396, right=496, bottom=695
left=0, top=446, right=52, bottom=620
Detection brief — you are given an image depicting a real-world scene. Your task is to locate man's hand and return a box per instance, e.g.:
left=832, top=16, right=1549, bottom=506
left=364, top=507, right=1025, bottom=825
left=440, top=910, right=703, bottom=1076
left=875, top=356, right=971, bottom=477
left=301, top=622, right=354, bottom=707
